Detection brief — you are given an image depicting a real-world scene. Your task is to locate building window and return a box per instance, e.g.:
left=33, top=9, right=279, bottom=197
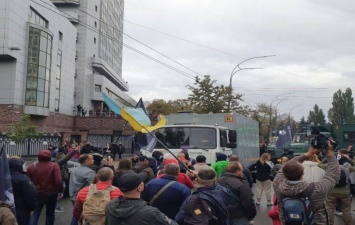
left=59, top=31, right=63, bottom=41
left=94, top=37, right=96, bottom=44
left=95, top=85, right=101, bottom=92
left=95, top=5, right=98, bottom=12
left=55, top=49, right=62, bottom=112
left=95, top=21, right=97, bottom=28
left=25, top=27, right=52, bottom=108
left=29, top=7, right=48, bottom=28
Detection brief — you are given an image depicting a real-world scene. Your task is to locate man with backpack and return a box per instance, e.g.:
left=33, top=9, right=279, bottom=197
left=322, top=150, right=355, bottom=225
left=175, top=168, right=230, bottom=225
left=217, top=161, right=257, bottom=225
left=273, top=140, right=339, bottom=225
left=73, top=167, right=122, bottom=225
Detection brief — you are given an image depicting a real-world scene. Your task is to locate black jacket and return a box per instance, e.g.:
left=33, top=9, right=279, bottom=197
left=9, top=158, right=37, bottom=225
left=255, top=160, right=272, bottom=181
left=105, top=197, right=178, bottom=225
left=217, top=173, right=256, bottom=220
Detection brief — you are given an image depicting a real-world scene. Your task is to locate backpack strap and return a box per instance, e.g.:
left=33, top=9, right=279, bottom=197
left=149, top=181, right=175, bottom=205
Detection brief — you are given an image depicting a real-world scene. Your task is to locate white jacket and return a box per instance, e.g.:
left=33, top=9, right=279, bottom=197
left=302, top=161, right=326, bottom=183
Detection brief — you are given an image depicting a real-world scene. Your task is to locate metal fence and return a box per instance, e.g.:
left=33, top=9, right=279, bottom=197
left=87, top=134, right=134, bottom=152
left=0, top=135, right=62, bottom=157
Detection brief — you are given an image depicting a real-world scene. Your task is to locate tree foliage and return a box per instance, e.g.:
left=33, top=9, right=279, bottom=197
left=6, top=114, right=43, bottom=143
left=328, top=88, right=355, bottom=124
left=249, top=103, right=273, bottom=141
left=146, top=99, right=192, bottom=115
left=187, top=75, right=243, bottom=114
left=307, top=104, right=326, bottom=125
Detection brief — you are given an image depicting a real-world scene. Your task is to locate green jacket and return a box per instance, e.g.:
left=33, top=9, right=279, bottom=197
left=211, top=161, right=228, bottom=178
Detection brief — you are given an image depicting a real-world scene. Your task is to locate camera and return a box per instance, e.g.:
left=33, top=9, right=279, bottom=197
left=310, top=131, right=338, bottom=153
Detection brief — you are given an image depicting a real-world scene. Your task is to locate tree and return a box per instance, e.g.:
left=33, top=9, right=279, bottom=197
left=146, top=99, right=171, bottom=115
left=298, top=116, right=307, bottom=133
left=328, top=88, right=355, bottom=124
left=168, top=99, right=192, bottom=113
left=187, top=75, right=243, bottom=114
left=249, top=103, right=273, bottom=142
left=307, top=104, right=326, bottom=125
left=6, top=114, right=43, bottom=143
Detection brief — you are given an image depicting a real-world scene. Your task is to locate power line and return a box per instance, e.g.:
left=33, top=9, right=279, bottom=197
left=35, top=0, right=200, bottom=78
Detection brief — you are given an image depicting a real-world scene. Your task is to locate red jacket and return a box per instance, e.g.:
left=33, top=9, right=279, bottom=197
left=268, top=195, right=281, bottom=225
left=157, top=173, right=194, bottom=189
left=27, top=150, right=63, bottom=193
left=73, top=181, right=123, bottom=220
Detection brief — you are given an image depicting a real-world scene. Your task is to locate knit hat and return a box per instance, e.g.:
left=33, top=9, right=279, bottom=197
left=216, top=152, right=227, bottom=161
left=163, top=158, right=179, bottom=166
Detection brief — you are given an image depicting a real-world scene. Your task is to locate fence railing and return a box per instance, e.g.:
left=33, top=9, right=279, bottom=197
left=0, top=135, right=62, bottom=157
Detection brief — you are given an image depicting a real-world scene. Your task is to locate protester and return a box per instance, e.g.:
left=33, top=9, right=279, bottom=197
left=255, top=153, right=273, bottom=206
left=211, top=152, right=228, bottom=178
left=175, top=168, right=230, bottom=225
left=105, top=173, right=178, bottom=225
left=117, top=142, right=125, bottom=160
left=67, top=143, right=80, bottom=161
left=133, top=155, right=155, bottom=183
left=8, top=158, right=37, bottom=225
left=0, top=201, right=17, bottom=225
left=157, top=159, right=194, bottom=189
left=58, top=141, right=68, bottom=154
left=69, top=154, right=96, bottom=225
left=27, top=150, right=63, bottom=225
left=112, top=158, right=148, bottom=187
left=142, top=163, right=191, bottom=219
left=80, top=142, right=93, bottom=155
left=229, top=155, right=254, bottom=188
left=187, top=155, right=210, bottom=191
left=217, top=161, right=257, bottom=225
left=323, top=149, right=355, bottom=225
left=273, top=140, right=339, bottom=225
left=302, top=154, right=325, bottom=183
left=73, top=167, right=123, bottom=224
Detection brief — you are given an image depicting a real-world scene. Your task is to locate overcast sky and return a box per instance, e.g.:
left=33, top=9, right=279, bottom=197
left=122, top=0, right=355, bottom=121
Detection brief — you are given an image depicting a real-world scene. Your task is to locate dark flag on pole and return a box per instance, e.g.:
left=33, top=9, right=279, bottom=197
left=135, top=98, right=148, bottom=115
left=276, top=118, right=292, bottom=149
left=0, top=147, right=15, bottom=213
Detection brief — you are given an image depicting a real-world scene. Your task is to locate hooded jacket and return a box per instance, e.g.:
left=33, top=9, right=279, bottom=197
left=273, top=154, right=339, bottom=225
left=105, top=197, right=178, bottom=225
left=9, top=158, right=37, bottom=225
left=217, top=172, right=256, bottom=220
left=0, top=202, right=17, bottom=225
left=302, top=161, right=325, bottom=183
left=27, top=150, right=63, bottom=193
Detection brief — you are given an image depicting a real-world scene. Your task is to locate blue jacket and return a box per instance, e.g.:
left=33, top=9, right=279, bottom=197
left=141, top=175, right=191, bottom=219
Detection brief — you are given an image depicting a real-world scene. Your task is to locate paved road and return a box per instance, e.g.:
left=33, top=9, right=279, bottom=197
left=39, top=186, right=355, bottom=225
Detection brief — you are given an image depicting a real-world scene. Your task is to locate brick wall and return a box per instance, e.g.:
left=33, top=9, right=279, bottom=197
left=0, top=104, right=135, bottom=136
left=74, top=116, right=134, bottom=135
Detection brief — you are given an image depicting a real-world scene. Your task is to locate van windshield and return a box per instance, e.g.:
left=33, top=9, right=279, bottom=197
left=155, top=127, right=217, bottom=149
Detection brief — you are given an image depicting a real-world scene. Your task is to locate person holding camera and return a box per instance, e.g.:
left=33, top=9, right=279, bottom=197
left=273, top=139, right=340, bottom=225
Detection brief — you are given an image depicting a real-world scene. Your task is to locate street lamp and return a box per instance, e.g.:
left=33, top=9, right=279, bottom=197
left=289, top=105, right=302, bottom=117
left=227, top=55, right=275, bottom=111
left=268, top=93, right=290, bottom=140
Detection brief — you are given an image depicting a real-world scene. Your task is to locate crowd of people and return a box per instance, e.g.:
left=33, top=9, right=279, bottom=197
left=0, top=140, right=354, bottom=225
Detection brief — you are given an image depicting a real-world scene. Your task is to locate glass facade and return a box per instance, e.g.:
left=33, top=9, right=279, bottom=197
left=99, top=0, right=124, bottom=76
left=55, top=49, right=62, bottom=111
left=25, top=27, right=52, bottom=107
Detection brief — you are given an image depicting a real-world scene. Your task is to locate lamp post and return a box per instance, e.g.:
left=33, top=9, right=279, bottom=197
left=268, top=93, right=290, bottom=140
left=227, top=55, right=275, bottom=112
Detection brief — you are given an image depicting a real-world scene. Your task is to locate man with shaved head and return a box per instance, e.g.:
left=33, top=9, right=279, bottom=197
left=73, top=167, right=123, bottom=224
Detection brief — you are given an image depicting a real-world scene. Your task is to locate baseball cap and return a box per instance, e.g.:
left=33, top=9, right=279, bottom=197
left=117, top=173, right=144, bottom=192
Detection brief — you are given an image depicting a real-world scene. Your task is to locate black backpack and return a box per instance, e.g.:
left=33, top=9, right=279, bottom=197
left=335, top=165, right=349, bottom=188
left=184, top=186, right=229, bottom=225
left=282, top=183, right=315, bottom=225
